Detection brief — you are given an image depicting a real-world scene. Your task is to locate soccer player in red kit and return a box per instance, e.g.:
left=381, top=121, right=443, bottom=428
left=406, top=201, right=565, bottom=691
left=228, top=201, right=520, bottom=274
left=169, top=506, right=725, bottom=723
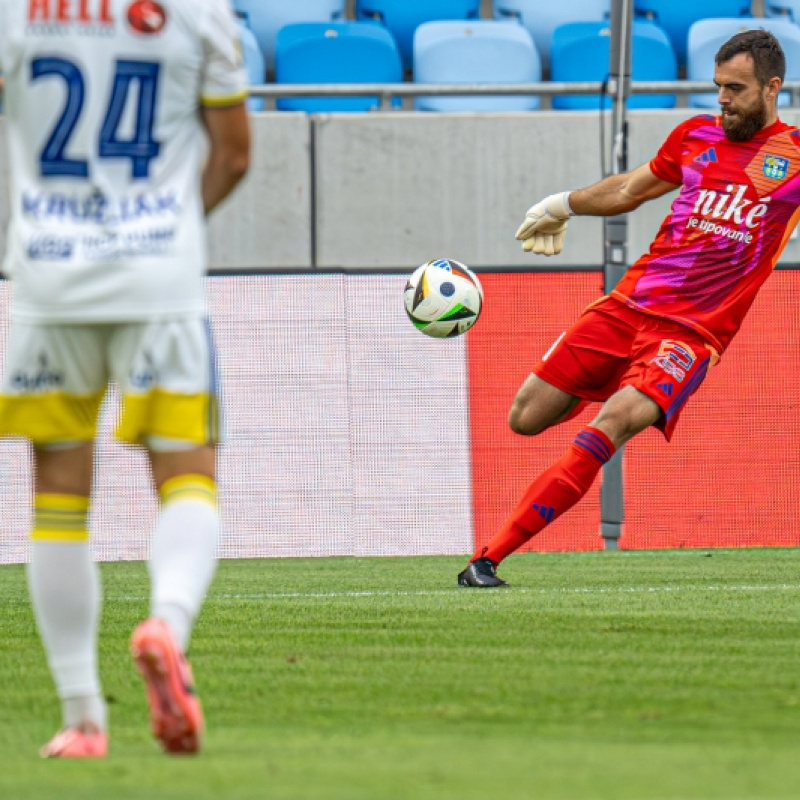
left=459, top=29, right=800, bottom=587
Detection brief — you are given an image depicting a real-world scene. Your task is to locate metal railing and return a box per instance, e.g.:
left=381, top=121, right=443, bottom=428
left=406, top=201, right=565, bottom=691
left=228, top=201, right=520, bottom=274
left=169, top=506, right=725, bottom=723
left=247, top=80, right=800, bottom=108
left=3, top=80, right=800, bottom=108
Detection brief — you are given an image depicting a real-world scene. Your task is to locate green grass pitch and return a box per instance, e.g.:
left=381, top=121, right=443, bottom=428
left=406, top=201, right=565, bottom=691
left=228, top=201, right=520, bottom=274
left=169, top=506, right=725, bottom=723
left=3, top=548, right=800, bottom=800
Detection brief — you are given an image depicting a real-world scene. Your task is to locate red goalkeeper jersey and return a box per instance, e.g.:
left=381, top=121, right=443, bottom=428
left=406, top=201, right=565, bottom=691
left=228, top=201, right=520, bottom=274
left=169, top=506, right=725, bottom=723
left=611, top=114, right=800, bottom=353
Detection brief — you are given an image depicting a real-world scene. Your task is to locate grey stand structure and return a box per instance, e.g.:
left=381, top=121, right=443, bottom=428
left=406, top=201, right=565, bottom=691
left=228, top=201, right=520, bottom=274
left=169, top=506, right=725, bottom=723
left=600, top=0, right=633, bottom=550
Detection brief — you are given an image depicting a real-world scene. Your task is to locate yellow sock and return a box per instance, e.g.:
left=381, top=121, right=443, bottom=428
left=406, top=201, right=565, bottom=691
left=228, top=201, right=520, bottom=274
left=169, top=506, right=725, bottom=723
left=32, top=494, right=90, bottom=543
left=159, top=474, right=217, bottom=508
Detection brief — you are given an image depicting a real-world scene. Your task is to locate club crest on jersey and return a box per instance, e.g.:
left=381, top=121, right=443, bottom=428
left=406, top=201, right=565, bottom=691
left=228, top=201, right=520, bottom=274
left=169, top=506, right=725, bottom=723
left=763, top=154, right=789, bottom=180
left=127, top=0, right=166, bottom=34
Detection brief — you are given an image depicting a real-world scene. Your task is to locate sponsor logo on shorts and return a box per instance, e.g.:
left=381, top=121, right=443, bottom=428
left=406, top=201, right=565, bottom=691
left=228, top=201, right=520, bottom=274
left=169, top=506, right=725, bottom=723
left=656, top=382, right=673, bottom=397
left=129, top=351, right=156, bottom=389
left=650, top=340, right=696, bottom=383
left=11, top=353, right=64, bottom=392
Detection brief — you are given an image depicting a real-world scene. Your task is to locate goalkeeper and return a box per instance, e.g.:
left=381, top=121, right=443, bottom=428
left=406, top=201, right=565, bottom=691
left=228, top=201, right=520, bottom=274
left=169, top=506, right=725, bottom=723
left=459, top=28, right=796, bottom=587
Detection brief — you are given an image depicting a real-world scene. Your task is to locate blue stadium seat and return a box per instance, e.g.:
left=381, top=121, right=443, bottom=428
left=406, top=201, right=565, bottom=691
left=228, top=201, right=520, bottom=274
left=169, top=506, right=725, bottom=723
left=236, top=16, right=266, bottom=112
left=492, top=0, right=610, bottom=70
left=232, top=0, right=345, bottom=70
left=550, top=21, right=678, bottom=110
left=274, top=22, right=403, bottom=113
left=765, top=0, right=800, bottom=21
left=687, top=18, right=800, bottom=108
left=634, top=1, right=751, bottom=67
left=355, top=0, right=480, bottom=69
left=413, top=20, right=541, bottom=111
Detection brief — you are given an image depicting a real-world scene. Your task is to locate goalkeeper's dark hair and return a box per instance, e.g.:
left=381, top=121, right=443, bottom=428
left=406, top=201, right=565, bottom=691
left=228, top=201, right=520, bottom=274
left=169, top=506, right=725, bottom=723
left=715, top=29, right=786, bottom=86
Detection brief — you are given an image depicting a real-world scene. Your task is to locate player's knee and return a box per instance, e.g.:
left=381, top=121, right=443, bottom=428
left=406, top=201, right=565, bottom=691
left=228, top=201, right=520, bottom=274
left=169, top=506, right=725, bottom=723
left=508, top=404, right=548, bottom=436
left=592, top=393, right=662, bottom=446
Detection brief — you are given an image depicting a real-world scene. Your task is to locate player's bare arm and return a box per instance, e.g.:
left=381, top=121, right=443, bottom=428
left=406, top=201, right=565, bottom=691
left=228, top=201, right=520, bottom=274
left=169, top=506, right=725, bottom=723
left=200, top=101, right=251, bottom=215
left=514, top=163, right=679, bottom=256
left=569, top=163, right=680, bottom=216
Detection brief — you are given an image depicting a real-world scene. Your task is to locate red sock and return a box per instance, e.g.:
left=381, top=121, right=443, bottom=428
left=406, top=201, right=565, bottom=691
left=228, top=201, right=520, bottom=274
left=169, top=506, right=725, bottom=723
left=473, top=427, right=616, bottom=564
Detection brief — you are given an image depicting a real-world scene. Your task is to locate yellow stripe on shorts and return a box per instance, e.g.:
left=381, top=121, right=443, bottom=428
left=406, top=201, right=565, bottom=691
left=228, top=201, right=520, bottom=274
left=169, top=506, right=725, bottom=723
left=160, top=474, right=218, bottom=508
left=117, top=389, right=220, bottom=446
left=32, top=493, right=90, bottom=542
left=0, top=391, right=105, bottom=445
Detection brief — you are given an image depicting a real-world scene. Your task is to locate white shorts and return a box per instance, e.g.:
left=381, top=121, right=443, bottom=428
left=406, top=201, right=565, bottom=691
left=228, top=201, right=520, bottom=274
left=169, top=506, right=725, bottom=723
left=0, top=318, right=221, bottom=448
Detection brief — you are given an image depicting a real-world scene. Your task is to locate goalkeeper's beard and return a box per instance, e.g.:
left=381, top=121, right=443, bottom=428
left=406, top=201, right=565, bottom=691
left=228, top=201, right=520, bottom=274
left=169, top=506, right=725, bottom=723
left=722, top=95, right=768, bottom=142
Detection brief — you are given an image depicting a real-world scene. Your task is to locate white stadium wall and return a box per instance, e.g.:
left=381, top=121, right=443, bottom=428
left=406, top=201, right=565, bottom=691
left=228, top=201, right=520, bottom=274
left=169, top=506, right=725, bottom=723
left=6, top=110, right=800, bottom=270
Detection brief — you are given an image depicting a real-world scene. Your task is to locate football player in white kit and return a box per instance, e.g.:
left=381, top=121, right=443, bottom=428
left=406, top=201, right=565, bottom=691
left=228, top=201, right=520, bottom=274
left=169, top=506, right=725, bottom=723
left=0, top=0, right=250, bottom=757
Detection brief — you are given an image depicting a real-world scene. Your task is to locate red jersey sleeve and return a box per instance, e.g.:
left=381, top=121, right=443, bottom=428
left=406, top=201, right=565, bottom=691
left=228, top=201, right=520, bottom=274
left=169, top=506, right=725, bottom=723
left=648, top=118, right=695, bottom=185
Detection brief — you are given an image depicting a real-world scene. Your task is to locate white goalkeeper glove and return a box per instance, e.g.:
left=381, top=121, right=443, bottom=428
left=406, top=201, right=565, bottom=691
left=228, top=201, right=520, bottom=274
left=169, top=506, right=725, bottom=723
left=515, top=191, right=573, bottom=256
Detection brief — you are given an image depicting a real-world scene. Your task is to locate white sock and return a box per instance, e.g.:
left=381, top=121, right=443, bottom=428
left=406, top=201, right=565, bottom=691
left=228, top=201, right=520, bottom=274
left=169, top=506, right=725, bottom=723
left=63, top=695, right=107, bottom=732
left=27, top=541, right=106, bottom=731
left=149, top=496, right=219, bottom=651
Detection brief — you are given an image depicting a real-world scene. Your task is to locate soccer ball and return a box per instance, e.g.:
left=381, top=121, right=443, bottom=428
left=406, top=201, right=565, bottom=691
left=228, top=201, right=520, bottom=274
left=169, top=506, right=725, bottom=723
left=403, top=259, right=483, bottom=338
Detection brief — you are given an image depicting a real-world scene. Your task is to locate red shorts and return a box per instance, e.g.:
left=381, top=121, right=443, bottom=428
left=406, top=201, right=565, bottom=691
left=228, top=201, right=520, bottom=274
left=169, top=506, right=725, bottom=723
left=533, top=296, right=717, bottom=441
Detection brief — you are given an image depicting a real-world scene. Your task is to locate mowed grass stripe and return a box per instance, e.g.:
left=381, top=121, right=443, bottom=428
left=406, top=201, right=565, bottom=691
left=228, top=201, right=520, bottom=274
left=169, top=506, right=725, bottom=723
left=2, top=549, right=800, bottom=800
left=98, top=582, right=800, bottom=602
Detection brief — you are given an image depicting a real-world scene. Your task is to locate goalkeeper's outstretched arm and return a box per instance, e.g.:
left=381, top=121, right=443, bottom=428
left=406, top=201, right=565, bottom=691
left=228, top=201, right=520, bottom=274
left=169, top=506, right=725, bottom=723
left=569, top=162, right=680, bottom=216
left=515, top=162, right=680, bottom=256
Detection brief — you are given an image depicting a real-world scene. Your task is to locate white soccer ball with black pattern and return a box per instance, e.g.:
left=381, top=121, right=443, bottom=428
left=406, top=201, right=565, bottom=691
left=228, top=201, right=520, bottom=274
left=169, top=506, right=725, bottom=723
left=403, top=259, right=483, bottom=338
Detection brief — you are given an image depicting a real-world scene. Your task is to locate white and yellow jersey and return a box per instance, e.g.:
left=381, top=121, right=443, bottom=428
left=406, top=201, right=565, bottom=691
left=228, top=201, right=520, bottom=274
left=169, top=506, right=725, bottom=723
left=0, top=0, right=247, bottom=322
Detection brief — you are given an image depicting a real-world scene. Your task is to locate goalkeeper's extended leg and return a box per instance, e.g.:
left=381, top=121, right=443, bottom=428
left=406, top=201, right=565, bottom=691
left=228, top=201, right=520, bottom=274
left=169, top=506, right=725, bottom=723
left=458, top=427, right=616, bottom=587
left=459, top=385, right=664, bottom=587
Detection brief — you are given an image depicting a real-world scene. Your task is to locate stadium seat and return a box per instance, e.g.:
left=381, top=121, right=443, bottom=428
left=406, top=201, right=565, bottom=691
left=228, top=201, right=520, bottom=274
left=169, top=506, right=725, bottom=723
left=550, top=21, right=678, bottom=110
left=232, top=0, right=345, bottom=71
left=236, top=16, right=266, bottom=112
left=355, top=0, right=480, bottom=69
left=492, top=0, right=610, bottom=70
left=274, top=22, right=402, bottom=113
left=765, top=0, right=800, bottom=21
left=687, top=18, right=800, bottom=108
left=413, top=21, right=541, bottom=111
left=634, top=0, right=751, bottom=67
